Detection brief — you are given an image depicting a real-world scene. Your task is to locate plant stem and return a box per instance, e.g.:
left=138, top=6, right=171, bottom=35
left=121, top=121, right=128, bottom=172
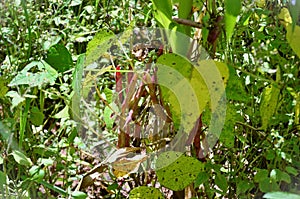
left=21, top=0, right=32, bottom=60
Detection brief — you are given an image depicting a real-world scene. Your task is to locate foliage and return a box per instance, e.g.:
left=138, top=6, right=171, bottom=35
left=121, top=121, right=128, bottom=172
left=0, top=0, right=299, bottom=198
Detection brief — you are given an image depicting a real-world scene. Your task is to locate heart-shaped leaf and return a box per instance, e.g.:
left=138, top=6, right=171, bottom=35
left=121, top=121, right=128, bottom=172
left=156, top=151, right=204, bottom=191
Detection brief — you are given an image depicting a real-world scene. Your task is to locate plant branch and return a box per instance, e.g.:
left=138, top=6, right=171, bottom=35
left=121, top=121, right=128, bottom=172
left=172, top=17, right=203, bottom=29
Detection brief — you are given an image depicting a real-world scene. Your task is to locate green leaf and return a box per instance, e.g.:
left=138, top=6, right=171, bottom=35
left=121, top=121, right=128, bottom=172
left=12, top=150, right=33, bottom=167
left=151, top=0, right=173, bottom=28
left=0, top=171, right=6, bottom=187
left=53, top=106, right=69, bottom=119
left=254, top=169, right=269, bottom=183
left=129, top=186, right=164, bottom=199
left=29, top=165, right=45, bottom=182
left=288, top=0, right=300, bottom=31
left=279, top=172, right=291, bottom=183
left=286, top=24, right=300, bottom=58
left=270, top=169, right=291, bottom=183
left=103, top=106, right=114, bottom=130
left=278, top=8, right=293, bottom=26
left=259, top=178, right=280, bottom=193
left=8, top=61, right=58, bottom=88
left=107, top=183, right=119, bottom=191
left=70, top=0, right=82, bottom=7
left=265, top=150, right=276, bottom=160
left=285, top=166, right=299, bottom=176
left=263, top=192, right=300, bottom=199
left=177, top=0, right=193, bottom=36
left=71, top=191, right=88, bottom=199
left=157, top=54, right=228, bottom=142
left=225, top=14, right=238, bottom=42
left=260, top=85, right=281, bottom=130
left=225, top=0, right=241, bottom=16
left=85, top=29, right=115, bottom=66
left=215, top=172, right=228, bottom=192
left=39, top=180, right=67, bottom=196
left=225, top=0, right=241, bottom=41
left=178, top=0, right=192, bottom=19
left=5, top=91, right=25, bottom=109
left=30, top=106, right=44, bottom=126
left=38, top=158, right=54, bottom=166
left=156, top=151, right=204, bottom=191
left=82, top=65, right=112, bottom=99
left=103, top=87, right=113, bottom=104
left=72, top=54, right=85, bottom=122
left=219, top=104, right=237, bottom=148
left=194, top=172, right=210, bottom=187
left=45, top=43, right=73, bottom=73
left=156, top=53, right=199, bottom=131
left=0, top=78, right=9, bottom=98
left=237, top=180, right=254, bottom=195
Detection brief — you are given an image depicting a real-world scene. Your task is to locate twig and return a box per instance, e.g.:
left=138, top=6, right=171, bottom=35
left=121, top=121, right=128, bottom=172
left=236, top=121, right=266, bottom=137
left=172, top=17, right=203, bottom=29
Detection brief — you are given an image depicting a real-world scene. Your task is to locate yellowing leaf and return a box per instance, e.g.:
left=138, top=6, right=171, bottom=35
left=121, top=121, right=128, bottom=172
left=278, top=8, right=300, bottom=58
left=278, top=8, right=292, bottom=26
left=260, top=85, right=281, bottom=130
left=112, top=154, right=147, bottom=178
left=286, top=24, right=300, bottom=58
left=157, top=54, right=228, bottom=140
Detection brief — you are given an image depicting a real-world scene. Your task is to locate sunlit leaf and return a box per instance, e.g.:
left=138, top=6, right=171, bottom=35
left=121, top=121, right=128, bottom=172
left=103, top=87, right=113, bottom=104
left=286, top=24, right=300, bottom=58
left=72, top=54, right=85, bottom=122
left=71, top=191, right=88, bottom=199
left=53, top=106, right=69, bottom=119
left=29, top=165, right=45, bottom=181
left=263, top=192, right=300, bottom=199
left=260, top=85, right=280, bottom=130
left=278, top=8, right=292, bottom=27
left=225, top=0, right=241, bottom=42
left=103, top=106, right=114, bottom=130
left=151, top=0, right=173, bottom=28
left=288, top=0, right=300, bottom=31
left=129, top=186, right=164, bottom=199
left=156, top=53, right=197, bottom=131
left=156, top=151, right=204, bottom=191
left=85, top=29, right=115, bottom=66
left=8, top=61, right=58, bottom=88
left=5, top=91, right=25, bottom=109
left=219, top=104, right=237, bottom=148
left=12, top=150, right=33, bottom=167
left=70, top=0, right=82, bottom=7
left=157, top=54, right=228, bottom=139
